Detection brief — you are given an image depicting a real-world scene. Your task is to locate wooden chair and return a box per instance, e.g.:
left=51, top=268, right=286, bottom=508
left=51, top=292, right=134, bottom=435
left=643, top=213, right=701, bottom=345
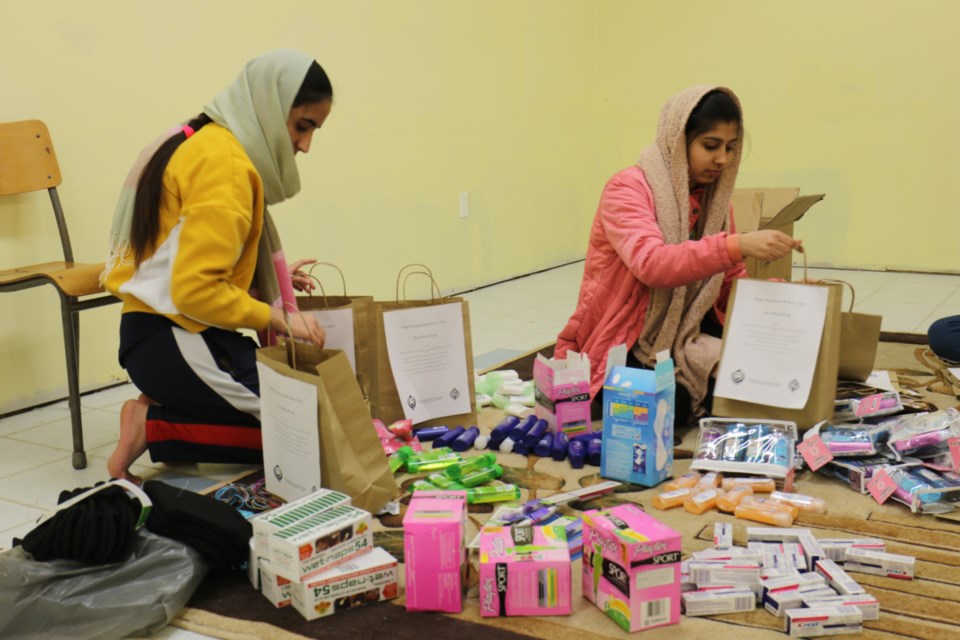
left=0, top=120, right=120, bottom=469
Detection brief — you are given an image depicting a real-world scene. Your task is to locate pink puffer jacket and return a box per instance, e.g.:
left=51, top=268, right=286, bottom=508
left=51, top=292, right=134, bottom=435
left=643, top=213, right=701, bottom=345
left=555, top=166, right=747, bottom=398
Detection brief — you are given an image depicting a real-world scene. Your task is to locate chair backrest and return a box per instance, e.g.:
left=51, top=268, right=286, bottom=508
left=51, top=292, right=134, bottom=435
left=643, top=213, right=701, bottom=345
left=0, top=119, right=63, bottom=196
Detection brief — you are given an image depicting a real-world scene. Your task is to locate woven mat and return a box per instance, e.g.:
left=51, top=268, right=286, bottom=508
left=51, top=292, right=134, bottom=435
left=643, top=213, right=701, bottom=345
left=173, top=340, right=960, bottom=640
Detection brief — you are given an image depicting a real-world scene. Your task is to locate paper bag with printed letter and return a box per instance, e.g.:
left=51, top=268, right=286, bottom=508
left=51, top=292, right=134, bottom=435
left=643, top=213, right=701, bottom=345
left=296, top=263, right=377, bottom=405
left=369, top=265, right=477, bottom=430
left=256, top=343, right=396, bottom=514
left=817, top=279, right=882, bottom=382
left=711, top=277, right=842, bottom=431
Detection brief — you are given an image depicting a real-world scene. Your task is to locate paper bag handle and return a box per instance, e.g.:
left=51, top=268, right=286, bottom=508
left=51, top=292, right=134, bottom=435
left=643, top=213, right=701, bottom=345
left=395, top=263, right=438, bottom=301
left=303, top=274, right=332, bottom=308
left=279, top=311, right=299, bottom=370
left=817, top=278, right=856, bottom=312
left=307, top=262, right=348, bottom=296
left=400, top=270, right=443, bottom=301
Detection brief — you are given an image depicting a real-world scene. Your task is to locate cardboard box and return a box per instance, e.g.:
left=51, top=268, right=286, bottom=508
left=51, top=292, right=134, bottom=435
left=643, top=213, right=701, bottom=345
left=600, top=353, right=675, bottom=487
left=533, top=351, right=593, bottom=437
left=478, top=525, right=572, bottom=617
left=730, top=188, right=825, bottom=281
left=268, top=505, right=373, bottom=581
left=582, top=504, right=682, bottom=632
left=290, top=547, right=399, bottom=620
left=403, top=491, right=468, bottom=612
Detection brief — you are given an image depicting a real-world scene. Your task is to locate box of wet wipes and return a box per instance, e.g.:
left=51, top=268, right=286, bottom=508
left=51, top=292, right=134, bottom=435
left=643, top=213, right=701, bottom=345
left=582, top=503, right=681, bottom=632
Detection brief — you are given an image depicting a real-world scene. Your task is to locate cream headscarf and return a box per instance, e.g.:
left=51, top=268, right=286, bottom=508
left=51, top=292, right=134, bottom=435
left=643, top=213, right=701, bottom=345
left=104, top=49, right=316, bottom=341
left=635, top=85, right=743, bottom=416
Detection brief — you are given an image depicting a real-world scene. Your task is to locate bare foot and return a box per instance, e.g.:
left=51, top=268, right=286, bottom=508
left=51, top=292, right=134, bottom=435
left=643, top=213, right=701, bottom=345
left=107, top=399, right=149, bottom=485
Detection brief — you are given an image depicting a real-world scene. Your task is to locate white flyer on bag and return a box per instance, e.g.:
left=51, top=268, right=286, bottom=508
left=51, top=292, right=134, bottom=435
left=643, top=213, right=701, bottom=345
left=257, top=362, right=321, bottom=501
left=714, top=279, right=828, bottom=409
left=306, top=308, right=356, bottom=373
left=382, top=301, right=470, bottom=423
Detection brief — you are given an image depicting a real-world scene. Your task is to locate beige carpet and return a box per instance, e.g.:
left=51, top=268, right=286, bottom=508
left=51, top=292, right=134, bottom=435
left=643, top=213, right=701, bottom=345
left=175, top=340, right=960, bottom=640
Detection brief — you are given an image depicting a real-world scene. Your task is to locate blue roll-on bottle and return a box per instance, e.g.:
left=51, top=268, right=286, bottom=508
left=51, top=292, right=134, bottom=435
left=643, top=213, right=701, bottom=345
left=570, top=430, right=603, bottom=443
left=551, top=432, right=569, bottom=461
left=415, top=425, right=450, bottom=442
left=568, top=439, right=586, bottom=469
left=522, top=419, right=549, bottom=448
left=451, top=426, right=481, bottom=452
left=587, top=438, right=603, bottom=466
left=509, top=415, right=538, bottom=442
left=513, top=441, right=532, bottom=456
left=433, top=425, right=465, bottom=449
left=533, top=432, right=554, bottom=457
left=484, top=416, right=520, bottom=451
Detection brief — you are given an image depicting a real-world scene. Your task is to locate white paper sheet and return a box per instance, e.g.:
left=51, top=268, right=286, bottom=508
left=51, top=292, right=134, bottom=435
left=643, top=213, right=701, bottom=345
left=714, top=279, right=829, bottom=409
left=950, top=367, right=960, bottom=383
left=257, top=362, right=321, bottom=501
left=306, top=307, right=356, bottom=373
left=382, top=302, right=470, bottom=424
left=866, top=370, right=895, bottom=392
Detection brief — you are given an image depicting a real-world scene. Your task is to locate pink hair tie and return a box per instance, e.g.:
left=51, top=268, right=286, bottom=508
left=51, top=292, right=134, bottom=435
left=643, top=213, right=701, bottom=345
left=182, top=125, right=195, bottom=138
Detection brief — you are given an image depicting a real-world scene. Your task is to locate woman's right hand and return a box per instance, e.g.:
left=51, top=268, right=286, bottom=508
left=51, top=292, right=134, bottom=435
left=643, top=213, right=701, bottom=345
left=270, top=308, right=326, bottom=348
left=739, top=230, right=803, bottom=262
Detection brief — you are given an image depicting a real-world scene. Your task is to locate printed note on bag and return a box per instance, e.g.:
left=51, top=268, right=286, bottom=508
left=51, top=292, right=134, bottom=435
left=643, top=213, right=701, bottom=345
left=257, top=363, right=321, bottom=501
left=382, top=302, right=471, bottom=424
left=714, top=279, right=828, bottom=409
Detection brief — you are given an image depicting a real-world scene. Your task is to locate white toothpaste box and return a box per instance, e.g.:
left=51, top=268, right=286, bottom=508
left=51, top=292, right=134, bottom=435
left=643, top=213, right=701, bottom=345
left=269, top=505, right=373, bottom=580
left=786, top=605, right=863, bottom=637
left=843, top=548, right=915, bottom=580
left=251, top=489, right=351, bottom=552
left=682, top=587, right=756, bottom=616
left=814, top=559, right=865, bottom=595
left=818, top=538, right=885, bottom=563
left=290, top=547, right=399, bottom=620
left=803, top=593, right=880, bottom=621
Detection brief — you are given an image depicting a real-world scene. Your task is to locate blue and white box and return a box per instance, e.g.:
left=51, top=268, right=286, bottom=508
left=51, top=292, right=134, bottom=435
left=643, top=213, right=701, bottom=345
left=600, top=350, right=675, bottom=487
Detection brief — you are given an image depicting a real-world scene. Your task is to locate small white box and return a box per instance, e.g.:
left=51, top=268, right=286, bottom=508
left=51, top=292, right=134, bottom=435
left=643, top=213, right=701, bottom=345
left=259, top=558, right=293, bottom=608
left=786, top=605, right=863, bottom=637
left=269, top=505, right=373, bottom=580
left=843, top=548, right=914, bottom=580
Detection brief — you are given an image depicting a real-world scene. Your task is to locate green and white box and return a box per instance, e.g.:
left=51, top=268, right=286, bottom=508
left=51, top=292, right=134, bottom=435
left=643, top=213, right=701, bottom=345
left=269, top=505, right=373, bottom=580
left=251, top=488, right=351, bottom=552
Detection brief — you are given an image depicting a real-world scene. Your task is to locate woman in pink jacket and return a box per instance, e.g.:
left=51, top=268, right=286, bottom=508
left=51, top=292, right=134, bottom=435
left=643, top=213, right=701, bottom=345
left=556, top=85, right=802, bottom=425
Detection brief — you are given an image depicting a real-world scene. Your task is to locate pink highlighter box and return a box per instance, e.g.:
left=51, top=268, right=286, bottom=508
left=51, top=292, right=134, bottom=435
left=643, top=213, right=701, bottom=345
left=403, top=491, right=467, bottom=612
left=582, top=504, right=682, bottom=632
left=479, top=525, right=572, bottom=617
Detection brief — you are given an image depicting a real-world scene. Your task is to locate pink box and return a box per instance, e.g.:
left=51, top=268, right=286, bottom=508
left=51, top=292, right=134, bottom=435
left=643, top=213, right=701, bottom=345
left=402, top=491, right=467, bottom=612
left=533, top=351, right=593, bottom=437
left=479, top=525, right=572, bottom=617
left=582, top=504, right=682, bottom=632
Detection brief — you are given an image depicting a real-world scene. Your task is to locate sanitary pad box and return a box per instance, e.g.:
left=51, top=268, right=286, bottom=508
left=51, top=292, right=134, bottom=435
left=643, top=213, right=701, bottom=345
left=601, top=352, right=675, bottom=487
left=582, top=503, right=682, bottom=632
left=534, top=351, right=593, bottom=437
left=479, top=525, right=572, bottom=617
left=403, top=491, right=467, bottom=612
left=268, top=505, right=373, bottom=581
left=290, top=547, right=399, bottom=620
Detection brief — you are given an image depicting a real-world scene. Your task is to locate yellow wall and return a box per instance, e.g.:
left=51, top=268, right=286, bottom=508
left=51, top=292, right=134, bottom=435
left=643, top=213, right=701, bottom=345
left=1, top=0, right=956, bottom=415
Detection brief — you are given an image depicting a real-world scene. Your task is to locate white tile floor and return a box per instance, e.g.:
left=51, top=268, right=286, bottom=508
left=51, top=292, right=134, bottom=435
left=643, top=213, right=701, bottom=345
left=1, top=262, right=957, bottom=639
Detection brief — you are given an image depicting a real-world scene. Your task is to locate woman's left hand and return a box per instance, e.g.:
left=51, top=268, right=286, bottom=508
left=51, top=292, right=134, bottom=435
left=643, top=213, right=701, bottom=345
left=289, top=258, right=317, bottom=293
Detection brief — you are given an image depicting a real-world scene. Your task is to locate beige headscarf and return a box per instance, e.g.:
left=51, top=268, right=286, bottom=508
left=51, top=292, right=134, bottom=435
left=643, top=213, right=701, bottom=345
left=635, top=85, right=743, bottom=416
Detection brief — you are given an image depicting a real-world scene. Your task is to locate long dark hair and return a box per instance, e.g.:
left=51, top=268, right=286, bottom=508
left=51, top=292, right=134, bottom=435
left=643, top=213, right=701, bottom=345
left=685, top=90, right=741, bottom=142
left=129, top=61, right=333, bottom=264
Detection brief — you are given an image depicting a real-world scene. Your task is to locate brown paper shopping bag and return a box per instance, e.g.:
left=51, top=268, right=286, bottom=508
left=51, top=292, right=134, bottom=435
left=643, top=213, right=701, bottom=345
left=711, top=276, right=842, bottom=431
left=296, top=263, right=377, bottom=404
left=370, top=265, right=477, bottom=430
left=256, top=343, right=396, bottom=514
left=819, top=279, right=882, bottom=382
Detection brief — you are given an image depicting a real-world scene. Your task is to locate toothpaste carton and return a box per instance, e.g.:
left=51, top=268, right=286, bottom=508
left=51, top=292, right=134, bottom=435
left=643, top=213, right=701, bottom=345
left=478, top=524, right=572, bottom=617
left=268, top=505, right=372, bottom=581
left=582, top=503, right=682, bottom=632
left=251, top=488, right=351, bottom=553
left=403, top=491, right=468, bottom=612
left=786, top=605, right=863, bottom=637
left=600, top=353, right=676, bottom=487
left=534, top=351, right=593, bottom=437
left=290, top=547, right=399, bottom=620
left=259, top=558, right=293, bottom=608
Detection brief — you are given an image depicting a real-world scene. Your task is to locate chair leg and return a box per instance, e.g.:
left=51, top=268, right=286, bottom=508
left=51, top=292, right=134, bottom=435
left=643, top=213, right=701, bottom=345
left=59, top=296, right=87, bottom=469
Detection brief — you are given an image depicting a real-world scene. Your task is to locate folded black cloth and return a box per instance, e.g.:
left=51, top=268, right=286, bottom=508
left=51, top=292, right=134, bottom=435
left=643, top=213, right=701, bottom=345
left=16, top=483, right=140, bottom=565
left=142, top=480, right=251, bottom=571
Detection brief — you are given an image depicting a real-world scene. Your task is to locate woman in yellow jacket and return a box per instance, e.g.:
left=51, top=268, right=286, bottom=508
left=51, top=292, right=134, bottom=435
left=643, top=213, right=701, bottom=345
left=103, top=50, right=330, bottom=483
